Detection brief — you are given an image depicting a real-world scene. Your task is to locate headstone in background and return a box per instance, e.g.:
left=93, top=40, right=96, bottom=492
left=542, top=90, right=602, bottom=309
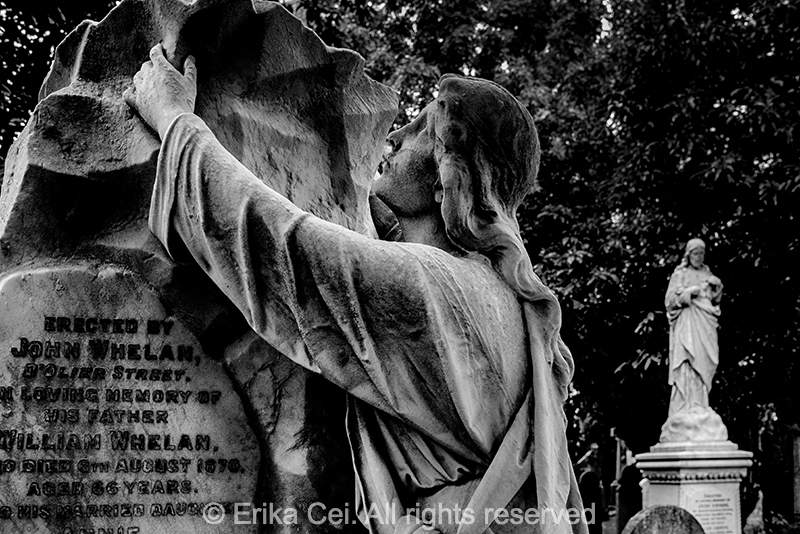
left=616, top=465, right=643, bottom=534
left=0, top=0, right=397, bottom=532
left=742, top=490, right=764, bottom=534
left=579, top=469, right=604, bottom=534
left=621, top=505, right=705, bottom=534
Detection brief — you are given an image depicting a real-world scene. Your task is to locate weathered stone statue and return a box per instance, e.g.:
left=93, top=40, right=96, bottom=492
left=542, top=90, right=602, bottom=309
left=636, top=238, right=752, bottom=534
left=126, top=40, right=587, bottom=534
left=660, top=238, right=727, bottom=442
left=0, top=1, right=586, bottom=533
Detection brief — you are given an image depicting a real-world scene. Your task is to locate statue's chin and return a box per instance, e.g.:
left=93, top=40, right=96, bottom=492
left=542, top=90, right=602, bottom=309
left=659, top=406, right=729, bottom=443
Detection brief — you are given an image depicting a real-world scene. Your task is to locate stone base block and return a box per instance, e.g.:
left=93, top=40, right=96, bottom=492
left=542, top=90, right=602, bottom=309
left=635, top=441, right=753, bottom=534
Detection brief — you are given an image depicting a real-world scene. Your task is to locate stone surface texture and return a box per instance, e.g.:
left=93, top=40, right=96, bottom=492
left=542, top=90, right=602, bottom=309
left=0, top=0, right=397, bottom=532
left=0, top=266, right=260, bottom=533
left=621, top=505, right=705, bottom=534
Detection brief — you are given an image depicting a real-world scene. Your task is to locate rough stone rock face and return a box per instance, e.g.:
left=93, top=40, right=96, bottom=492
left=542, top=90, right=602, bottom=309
left=0, top=1, right=397, bottom=532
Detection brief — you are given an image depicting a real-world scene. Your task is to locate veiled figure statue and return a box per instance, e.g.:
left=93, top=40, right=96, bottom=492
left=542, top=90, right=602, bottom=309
left=125, top=44, right=587, bottom=534
left=660, top=238, right=728, bottom=442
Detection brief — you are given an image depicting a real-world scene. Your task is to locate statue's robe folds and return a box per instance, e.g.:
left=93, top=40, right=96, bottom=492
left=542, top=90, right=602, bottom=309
left=150, top=113, right=586, bottom=534
left=664, top=266, right=722, bottom=412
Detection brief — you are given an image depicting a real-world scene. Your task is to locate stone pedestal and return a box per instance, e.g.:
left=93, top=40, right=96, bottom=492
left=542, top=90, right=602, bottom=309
left=636, top=441, right=752, bottom=534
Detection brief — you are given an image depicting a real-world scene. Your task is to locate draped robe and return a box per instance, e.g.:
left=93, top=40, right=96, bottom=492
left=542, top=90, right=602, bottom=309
left=664, top=265, right=723, bottom=414
left=149, top=113, right=587, bottom=534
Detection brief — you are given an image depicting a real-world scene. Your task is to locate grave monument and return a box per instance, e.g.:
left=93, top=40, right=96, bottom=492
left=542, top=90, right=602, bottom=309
left=636, top=239, right=753, bottom=534
left=0, top=1, right=586, bottom=534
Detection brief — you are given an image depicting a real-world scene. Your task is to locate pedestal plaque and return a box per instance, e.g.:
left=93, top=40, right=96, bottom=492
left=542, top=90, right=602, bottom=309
left=0, top=266, right=260, bottom=533
left=636, top=441, right=753, bottom=534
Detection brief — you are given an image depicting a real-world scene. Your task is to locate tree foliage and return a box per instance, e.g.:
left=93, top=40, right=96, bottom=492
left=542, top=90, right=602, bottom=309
left=2, top=0, right=799, bottom=522
left=0, top=1, right=119, bottom=168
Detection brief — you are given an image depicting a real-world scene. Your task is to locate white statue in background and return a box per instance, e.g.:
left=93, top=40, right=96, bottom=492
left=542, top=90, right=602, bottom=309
left=661, top=238, right=728, bottom=442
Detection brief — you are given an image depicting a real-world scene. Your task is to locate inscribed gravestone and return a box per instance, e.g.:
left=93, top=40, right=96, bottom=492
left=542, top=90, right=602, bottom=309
left=0, top=266, right=258, bottom=533
left=679, top=485, right=738, bottom=534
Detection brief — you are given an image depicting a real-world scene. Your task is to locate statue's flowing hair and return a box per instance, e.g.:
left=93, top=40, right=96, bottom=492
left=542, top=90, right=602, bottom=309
left=430, top=78, right=579, bottom=515
left=431, top=74, right=573, bottom=388
left=433, top=75, right=539, bottom=295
